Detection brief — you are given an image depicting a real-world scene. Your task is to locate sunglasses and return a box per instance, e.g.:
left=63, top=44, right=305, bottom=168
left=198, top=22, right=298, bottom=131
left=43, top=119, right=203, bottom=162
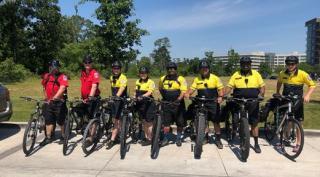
left=84, top=61, right=92, bottom=64
left=112, top=67, right=120, bottom=70
left=286, top=63, right=296, bottom=66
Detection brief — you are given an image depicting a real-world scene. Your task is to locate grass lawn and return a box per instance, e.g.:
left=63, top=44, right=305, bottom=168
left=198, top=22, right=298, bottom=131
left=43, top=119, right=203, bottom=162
left=5, top=76, right=320, bottom=129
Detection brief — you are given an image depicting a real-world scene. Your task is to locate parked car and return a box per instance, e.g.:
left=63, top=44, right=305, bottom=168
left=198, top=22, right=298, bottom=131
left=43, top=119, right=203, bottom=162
left=0, top=83, right=12, bottom=122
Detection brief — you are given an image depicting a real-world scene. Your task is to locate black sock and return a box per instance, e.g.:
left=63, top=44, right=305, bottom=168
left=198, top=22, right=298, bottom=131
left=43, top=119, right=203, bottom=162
left=254, top=136, right=259, bottom=145
left=215, top=134, right=221, bottom=141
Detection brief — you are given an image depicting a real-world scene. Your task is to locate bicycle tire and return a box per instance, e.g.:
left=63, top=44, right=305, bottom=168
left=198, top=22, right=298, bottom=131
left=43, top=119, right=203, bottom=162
left=151, top=114, right=162, bottom=159
left=63, top=111, right=72, bottom=155
left=264, top=111, right=277, bottom=142
left=82, top=118, right=101, bottom=155
left=120, top=115, right=129, bottom=159
left=239, top=117, right=250, bottom=161
left=22, top=116, right=38, bottom=155
left=281, top=118, right=304, bottom=160
left=194, top=113, right=206, bottom=159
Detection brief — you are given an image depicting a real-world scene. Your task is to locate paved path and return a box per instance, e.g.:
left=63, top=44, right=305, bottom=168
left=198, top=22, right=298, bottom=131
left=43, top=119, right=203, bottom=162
left=0, top=123, right=320, bottom=177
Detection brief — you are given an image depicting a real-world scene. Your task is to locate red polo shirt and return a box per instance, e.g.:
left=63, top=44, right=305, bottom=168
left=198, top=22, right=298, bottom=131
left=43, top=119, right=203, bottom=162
left=81, top=69, right=100, bottom=99
left=41, top=73, right=69, bottom=100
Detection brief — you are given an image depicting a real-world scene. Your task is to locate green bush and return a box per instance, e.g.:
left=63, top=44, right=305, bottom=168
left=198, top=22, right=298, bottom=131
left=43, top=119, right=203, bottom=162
left=0, top=58, right=32, bottom=83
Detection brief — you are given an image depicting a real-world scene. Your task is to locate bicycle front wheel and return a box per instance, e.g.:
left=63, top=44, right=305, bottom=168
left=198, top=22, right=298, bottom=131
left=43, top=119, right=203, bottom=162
left=280, top=118, right=304, bottom=160
left=194, top=113, right=206, bottom=159
left=82, top=119, right=101, bottom=155
left=120, top=115, right=129, bottom=159
left=239, top=117, right=250, bottom=161
left=151, top=114, right=162, bottom=159
left=22, top=114, right=40, bottom=156
left=63, top=110, right=74, bottom=155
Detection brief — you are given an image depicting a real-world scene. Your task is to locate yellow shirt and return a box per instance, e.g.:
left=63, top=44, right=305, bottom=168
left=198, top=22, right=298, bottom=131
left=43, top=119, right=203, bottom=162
left=228, top=70, right=265, bottom=89
left=278, top=69, right=316, bottom=96
left=159, top=75, right=187, bottom=92
left=191, top=73, right=223, bottom=90
left=135, top=79, right=156, bottom=96
left=110, top=73, right=127, bottom=97
left=227, top=70, right=265, bottom=98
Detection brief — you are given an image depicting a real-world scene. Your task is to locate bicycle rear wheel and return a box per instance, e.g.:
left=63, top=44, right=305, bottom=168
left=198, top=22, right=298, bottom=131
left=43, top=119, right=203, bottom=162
left=82, top=119, right=101, bottom=155
left=239, top=117, right=250, bottom=161
left=151, top=114, right=162, bottom=159
left=194, top=113, right=206, bottom=159
left=120, top=115, right=129, bottom=159
left=280, top=118, right=304, bottom=160
left=264, top=112, right=277, bottom=142
left=22, top=116, right=39, bottom=156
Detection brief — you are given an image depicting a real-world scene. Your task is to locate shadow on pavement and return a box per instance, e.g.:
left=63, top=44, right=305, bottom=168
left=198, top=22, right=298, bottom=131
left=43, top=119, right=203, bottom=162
left=0, top=123, right=21, bottom=141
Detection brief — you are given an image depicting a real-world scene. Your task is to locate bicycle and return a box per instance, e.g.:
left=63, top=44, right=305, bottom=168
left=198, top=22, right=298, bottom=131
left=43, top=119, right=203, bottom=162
left=82, top=97, right=113, bottom=155
left=150, top=99, right=179, bottom=159
left=117, top=96, right=138, bottom=159
left=21, top=96, right=46, bottom=156
left=189, top=96, right=217, bottom=159
left=63, top=98, right=86, bottom=155
left=224, top=96, right=263, bottom=162
left=263, top=93, right=304, bottom=160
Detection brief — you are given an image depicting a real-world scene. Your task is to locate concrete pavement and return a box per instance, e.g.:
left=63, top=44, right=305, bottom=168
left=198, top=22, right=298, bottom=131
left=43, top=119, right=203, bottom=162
left=0, top=123, right=320, bottom=177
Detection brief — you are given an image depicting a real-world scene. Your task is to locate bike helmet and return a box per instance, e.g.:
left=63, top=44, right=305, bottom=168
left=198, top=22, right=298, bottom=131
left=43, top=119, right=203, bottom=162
left=111, top=61, right=122, bottom=68
left=166, top=62, right=177, bottom=70
left=285, top=56, right=299, bottom=64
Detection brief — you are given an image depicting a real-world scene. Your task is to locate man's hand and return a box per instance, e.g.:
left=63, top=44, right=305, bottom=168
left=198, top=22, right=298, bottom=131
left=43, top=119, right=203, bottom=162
left=184, top=93, right=190, bottom=99
left=304, top=94, right=311, bottom=103
left=217, top=96, right=223, bottom=104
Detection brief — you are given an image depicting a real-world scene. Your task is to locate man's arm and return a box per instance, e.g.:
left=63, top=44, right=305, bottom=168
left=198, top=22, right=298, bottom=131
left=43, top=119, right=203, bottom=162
left=259, top=86, right=265, bottom=97
left=89, top=84, right=98, bottom=97
left=53, top=85, right=66, bottom=100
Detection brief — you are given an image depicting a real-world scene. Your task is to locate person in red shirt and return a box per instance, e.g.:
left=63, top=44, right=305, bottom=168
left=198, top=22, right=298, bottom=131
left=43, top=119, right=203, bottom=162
left=80, top=56, right=101, bottom=146
left=40, top=59, right=68, bottom=146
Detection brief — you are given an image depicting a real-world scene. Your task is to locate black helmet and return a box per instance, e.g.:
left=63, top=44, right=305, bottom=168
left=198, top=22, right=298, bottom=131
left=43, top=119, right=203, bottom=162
left=199, top=60, right=210, bottom=69
left=139, top=66, right=149, bottom=73
left=83, top=55, right=93, bottom=64
left=166, top=62, right=177, bottom=70
left=240, top=56, right=252, bottom=64
left=49, top=59, right=61, bottom=68
left=111, top=61, right=122, bottom=68
left=285, top=56, right=299, bottom=64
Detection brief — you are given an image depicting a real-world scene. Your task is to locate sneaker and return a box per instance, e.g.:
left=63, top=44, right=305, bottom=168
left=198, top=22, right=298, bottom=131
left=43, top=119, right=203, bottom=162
left=292, top=145, right=300, bottom=153
left=141, top=139, right=152, bottom=146
left=40, top=137, right=53, bottom=146
left=106, top=140, right=115, bottom=150
left=160, top=138, right=169, bottom=147
left=254, top=144, right=262, bottom=153
left=215, top=140, right=223, bottom=149
left=176, top=138, right=182, bottom=147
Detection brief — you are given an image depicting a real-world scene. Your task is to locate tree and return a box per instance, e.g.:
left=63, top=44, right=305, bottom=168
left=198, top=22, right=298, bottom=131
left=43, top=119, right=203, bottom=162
left=259, top=62, right=272, bottom=78
left=299, top=62, right=314, bottom=73
left=138, top=56, right=151, bottom=69
left=225, top=48, right=240, bottom=75
left=80, top=0, right=148, bottom=70
left=151, top=37, right=171, bottom=74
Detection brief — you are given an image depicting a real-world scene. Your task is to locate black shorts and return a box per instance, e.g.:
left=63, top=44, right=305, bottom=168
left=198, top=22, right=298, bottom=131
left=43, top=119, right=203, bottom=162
left=136, top=100, right=156, bottom=122
left=186, top=102, right=221, bottom=123
left=44, top=100, right=67, bottom=126
left=111, top=100, right=124, bottom=120
left=228, top=101, right=260, bottom=125
left=293, top=98, right=304, bottom=121
left=162, top=100, right=186, bottom=127
left=75, top=100, right=99, bottom=119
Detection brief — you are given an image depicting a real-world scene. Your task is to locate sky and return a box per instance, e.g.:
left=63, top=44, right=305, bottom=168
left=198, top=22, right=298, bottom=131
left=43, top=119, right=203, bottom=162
left=59, top=0, right=320, bottom=59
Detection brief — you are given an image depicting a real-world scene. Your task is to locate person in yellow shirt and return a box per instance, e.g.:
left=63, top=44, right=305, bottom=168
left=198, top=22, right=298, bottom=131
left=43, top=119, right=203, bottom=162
left=106, top=61, right=128, bottom=149
left=159, top=62, right=187, bottom=147
left=185, top=60, right=224, bottom=149
left=225, top=56, right=265, bottom=153
left=276, top=56, right=316, bottom=152
left=134, top=66, right=156, bottom=146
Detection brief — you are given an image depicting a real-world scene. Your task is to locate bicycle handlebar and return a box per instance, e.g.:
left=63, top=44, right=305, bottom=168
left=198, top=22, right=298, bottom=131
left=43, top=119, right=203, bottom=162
left=189, top=96, right=217, bottom=102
